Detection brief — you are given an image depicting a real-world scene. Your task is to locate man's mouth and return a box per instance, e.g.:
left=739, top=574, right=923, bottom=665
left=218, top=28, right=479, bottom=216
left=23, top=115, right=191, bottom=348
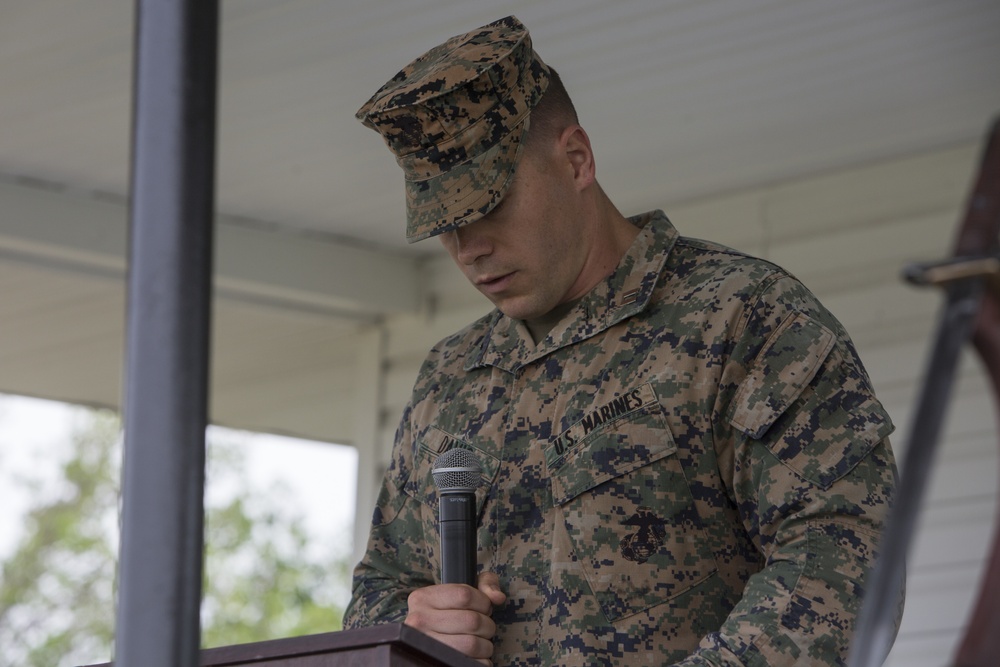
left=476, top=272, right=515, bottom=294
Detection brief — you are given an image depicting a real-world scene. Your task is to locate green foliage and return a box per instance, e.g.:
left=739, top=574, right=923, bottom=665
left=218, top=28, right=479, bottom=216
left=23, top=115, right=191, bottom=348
left=0, top=411, right=119, bottom=667
left=200, top=433, right=351, bottom=648
left=0, top=405, right=351, bottom=667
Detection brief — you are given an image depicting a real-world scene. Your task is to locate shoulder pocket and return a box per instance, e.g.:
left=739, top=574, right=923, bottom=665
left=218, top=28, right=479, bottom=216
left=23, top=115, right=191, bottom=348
left=727, top=311, right=894, bottom=489
left=728, top=311, right=836, bottom=439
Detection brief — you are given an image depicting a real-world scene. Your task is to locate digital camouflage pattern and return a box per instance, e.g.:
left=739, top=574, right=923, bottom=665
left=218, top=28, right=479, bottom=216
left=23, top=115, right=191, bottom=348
left=356, top=16, right=550, bottom=243
left=344, top=211, right=901, bottom=666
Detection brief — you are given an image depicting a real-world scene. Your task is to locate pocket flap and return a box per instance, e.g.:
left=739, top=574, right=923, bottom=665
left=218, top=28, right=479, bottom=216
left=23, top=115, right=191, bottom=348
left=547, top=388, right=676, bottom=506
left=728, top=311, right=836, bottom=439
left=728, top=311, right=895, bottom=489
left=405, top=427, right=499, bottom=512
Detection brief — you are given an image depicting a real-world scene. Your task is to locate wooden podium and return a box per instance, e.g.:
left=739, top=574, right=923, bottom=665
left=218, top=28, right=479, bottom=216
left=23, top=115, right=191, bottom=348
left=84, top=624, right=482, bottom=666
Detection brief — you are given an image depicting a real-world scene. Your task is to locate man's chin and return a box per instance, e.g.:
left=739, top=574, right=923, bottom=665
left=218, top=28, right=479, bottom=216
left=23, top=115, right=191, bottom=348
left=495, top=299, right=548, bottom=321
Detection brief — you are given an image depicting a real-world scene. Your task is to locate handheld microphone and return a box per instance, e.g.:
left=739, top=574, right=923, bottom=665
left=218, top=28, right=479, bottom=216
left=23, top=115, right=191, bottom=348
left=432, top=448, right=482, bottom=586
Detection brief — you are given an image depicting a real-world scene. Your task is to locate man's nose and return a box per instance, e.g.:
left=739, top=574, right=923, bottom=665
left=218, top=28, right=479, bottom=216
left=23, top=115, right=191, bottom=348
left=453, top=223, right=491, bottom=265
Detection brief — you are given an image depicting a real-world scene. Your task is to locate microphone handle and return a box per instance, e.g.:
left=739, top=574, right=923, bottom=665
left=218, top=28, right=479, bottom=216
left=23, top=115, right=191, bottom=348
left=439, top=492, right=477, bottom=586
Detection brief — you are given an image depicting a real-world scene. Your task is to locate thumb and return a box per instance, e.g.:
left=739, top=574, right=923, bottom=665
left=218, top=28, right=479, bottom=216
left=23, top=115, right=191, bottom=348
left=477, top=571, right=507, bottom=606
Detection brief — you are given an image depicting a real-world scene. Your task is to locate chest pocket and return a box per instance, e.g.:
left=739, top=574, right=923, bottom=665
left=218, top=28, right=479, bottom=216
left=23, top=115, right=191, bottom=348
left=546, top=397, right=718, bottom=623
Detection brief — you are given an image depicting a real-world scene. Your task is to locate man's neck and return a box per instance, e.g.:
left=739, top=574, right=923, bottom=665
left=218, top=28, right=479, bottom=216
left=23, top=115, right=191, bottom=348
left=564, top=190, right=640, bottom=303
left=524, top=298, right=581, bottom=344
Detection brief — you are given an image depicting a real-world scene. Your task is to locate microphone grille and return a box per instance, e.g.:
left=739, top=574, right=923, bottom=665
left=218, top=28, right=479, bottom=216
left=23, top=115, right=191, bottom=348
left=432, top=448, right=482, bottom=493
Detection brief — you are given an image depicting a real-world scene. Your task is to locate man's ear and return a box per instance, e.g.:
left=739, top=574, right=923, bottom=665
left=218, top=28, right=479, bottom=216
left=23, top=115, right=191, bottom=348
left=560, top=124, right=596, bottom=191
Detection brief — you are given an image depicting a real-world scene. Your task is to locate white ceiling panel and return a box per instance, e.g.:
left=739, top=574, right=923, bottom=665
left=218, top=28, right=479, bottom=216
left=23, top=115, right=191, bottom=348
left=0, top=0, right=996, bottom=254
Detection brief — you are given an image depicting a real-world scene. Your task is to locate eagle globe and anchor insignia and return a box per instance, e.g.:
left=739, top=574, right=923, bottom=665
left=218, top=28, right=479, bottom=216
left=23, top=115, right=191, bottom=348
left=619, top=506, right=668, bottom=564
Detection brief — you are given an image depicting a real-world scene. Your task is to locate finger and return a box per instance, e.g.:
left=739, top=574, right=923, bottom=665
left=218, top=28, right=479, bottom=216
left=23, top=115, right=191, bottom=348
left=405, top=605, right=497, bottom=639
left=477, top=572, right=507, bottom=606
left=420, top=628, right=496, bottom=661
left=409, top=582, right=493, bottom=615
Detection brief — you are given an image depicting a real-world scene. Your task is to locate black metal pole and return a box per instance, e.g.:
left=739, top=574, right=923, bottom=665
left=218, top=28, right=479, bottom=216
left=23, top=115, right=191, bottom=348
left=115, top=1, right=219, bottom=666
left=847, top=278, right=983, bottom=667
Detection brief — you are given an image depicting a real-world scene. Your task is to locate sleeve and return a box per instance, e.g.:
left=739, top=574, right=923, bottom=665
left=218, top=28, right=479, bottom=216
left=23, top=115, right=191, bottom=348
left=342, top=401, right=437, bottom=629
left=673, top=273, right=903, bottom=666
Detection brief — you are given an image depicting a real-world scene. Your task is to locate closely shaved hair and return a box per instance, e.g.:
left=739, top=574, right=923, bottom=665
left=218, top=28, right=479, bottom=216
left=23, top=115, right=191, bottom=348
left=522, top=67, right=579, bottom=155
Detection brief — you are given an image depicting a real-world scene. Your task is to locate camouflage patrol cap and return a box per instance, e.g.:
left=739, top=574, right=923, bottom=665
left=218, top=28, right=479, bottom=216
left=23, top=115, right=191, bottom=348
left=356, top=16, right=551, bottom=242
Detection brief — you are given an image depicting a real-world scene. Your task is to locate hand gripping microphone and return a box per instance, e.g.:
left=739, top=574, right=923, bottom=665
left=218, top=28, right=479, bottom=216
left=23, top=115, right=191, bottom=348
left=431, top=448, right=482, bottom=586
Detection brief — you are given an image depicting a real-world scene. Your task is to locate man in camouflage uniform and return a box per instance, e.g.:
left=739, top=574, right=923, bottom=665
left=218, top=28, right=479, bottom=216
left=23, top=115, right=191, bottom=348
left=344, top=15, right=900, bottom=667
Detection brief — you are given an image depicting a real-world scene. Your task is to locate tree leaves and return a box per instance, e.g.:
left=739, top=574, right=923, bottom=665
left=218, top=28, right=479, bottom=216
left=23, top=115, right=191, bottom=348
left=0, top=405, right=350, bottom=667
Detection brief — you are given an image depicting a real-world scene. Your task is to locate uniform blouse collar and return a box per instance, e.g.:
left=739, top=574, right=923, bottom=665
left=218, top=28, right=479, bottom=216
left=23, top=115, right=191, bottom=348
left=467, top=210, right=678, bottom=373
